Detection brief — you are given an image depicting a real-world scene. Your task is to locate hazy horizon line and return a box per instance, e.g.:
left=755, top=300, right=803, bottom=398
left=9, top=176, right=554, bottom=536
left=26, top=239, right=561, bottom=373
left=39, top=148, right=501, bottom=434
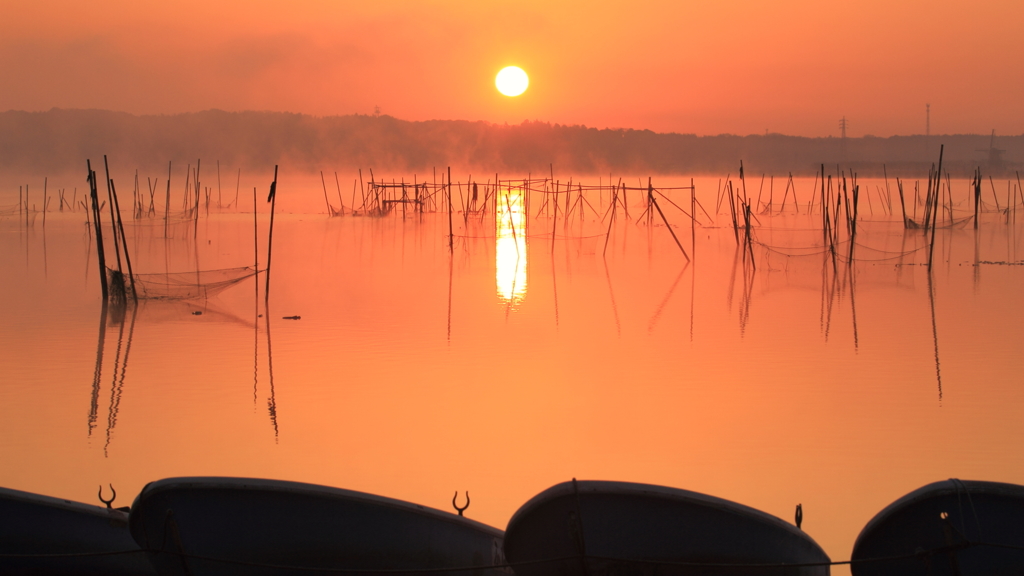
left=5, top=107, right=1020, bottom=141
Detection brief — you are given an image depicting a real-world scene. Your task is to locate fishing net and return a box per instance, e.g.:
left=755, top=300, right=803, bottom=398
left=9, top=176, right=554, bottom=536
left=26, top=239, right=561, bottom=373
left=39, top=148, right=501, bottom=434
left=123, top=213, right=197, bottom=227
left=107, top=266, right=260, bottom=300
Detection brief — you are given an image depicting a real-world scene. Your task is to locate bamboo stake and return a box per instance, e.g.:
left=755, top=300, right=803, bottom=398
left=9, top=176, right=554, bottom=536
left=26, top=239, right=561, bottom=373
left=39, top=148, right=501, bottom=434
left=358, top=168, right=366, bottom=213
left=334, top=171, right=345, bottom=216
left=265, top=165, right=279, bottom=304
left=744, top=203, right=755, bottom=269
left=447, top=167, right=453, bottom=251
left=651, top=188, right=690, bottom=262
left=320, top=171, right=333, bottom=215
left=726, top=180, right=739, bottom=242
left=691, top=179, right=696, bottom=259
left=254, top=185, right=259, bottom=299
left=103, top=156, right=124, bottom=277
left=989, top=176, right=1000, bottom=213
left=164, top=162, right=172, bottom=237
left=194, top=160, right=201, bottom=240
left=603, top=181, right=617, bottom=257
left=551, top=183, right=558, bottom=253
left=973, top=169, right=981, bottom=229
left=109, top=180, right=138, bottom=303
left=755, top=173, right=765, bottom=211
left=897, top=177, right=908, bottom=228
left=793, top=172, right=803, bottom=214
left=1011, top=170, right=1019, bottom=222
left=927, top=145, right=944, bottom=270
left=87, top=162, right=109, bottom=302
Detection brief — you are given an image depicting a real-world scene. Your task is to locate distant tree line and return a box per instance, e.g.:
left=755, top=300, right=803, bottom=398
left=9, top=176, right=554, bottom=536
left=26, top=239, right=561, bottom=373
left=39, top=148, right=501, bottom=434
left=1, top=109, right=1020, bottom=177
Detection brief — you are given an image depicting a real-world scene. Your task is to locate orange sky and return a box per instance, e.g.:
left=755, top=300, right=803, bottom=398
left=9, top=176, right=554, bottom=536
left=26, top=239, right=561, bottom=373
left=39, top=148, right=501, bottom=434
left=2, top=0, right=1022, bottom=137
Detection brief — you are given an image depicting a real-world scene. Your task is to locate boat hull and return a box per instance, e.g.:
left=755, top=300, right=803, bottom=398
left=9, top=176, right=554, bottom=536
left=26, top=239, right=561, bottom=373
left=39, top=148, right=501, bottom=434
left=504, top=480, right=830, bottom=576
left=129, top=477, right=509, bottom=576
left=0, top=486, right=155, bottom=576
left=851, top=479, right=1024, bottom=576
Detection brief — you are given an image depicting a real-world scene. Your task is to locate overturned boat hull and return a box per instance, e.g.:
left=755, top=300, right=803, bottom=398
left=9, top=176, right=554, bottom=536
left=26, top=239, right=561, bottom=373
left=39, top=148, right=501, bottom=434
left=129, top=477, right=509, bottom=576
left=0, top=485, right=155, bottom=576
left=851, top=479, right=1024, bottom=576
left=504, top=480, right=830, bottom=576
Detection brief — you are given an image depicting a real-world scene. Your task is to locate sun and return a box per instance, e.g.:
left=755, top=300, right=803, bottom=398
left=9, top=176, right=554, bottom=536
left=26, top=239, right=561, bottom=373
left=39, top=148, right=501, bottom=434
left=495, top=66, right=529, bottom=97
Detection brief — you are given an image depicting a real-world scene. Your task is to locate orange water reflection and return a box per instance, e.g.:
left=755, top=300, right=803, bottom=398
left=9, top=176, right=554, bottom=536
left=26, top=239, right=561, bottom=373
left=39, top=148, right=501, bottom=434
left=495, top=185, right=527, bottom=304
left=2, top=176, right=1024, bottom=576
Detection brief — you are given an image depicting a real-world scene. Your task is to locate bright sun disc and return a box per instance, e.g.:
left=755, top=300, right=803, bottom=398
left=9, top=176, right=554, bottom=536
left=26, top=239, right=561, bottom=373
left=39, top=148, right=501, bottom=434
left=496, top=66, right=529, bottom=97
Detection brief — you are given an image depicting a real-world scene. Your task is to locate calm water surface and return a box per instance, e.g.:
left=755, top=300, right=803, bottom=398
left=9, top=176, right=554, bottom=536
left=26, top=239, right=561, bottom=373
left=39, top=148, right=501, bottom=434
left=2, top=175, right=1023, bottom=574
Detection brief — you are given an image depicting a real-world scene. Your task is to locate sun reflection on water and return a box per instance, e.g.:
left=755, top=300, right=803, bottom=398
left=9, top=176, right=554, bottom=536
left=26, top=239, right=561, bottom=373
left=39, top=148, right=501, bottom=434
left=496, top=186, right=527, bottom=304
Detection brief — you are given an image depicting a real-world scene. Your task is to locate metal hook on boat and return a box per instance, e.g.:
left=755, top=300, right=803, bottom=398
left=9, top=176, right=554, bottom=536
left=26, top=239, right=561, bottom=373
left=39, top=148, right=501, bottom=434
left=453, top=491, right=470, bottom=516
left=99, top=484, right=117, bottom=509
left=795, top=503, right=803, bottom=529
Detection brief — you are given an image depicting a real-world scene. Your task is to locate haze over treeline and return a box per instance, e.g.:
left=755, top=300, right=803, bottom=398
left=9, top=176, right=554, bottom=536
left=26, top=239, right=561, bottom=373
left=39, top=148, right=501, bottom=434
left=2, top=109, right=1021, bottom=178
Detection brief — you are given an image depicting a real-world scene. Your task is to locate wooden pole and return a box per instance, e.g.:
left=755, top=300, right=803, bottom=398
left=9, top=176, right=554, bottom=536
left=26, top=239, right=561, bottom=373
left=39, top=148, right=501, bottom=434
left=447, top=167, right=454, bottom=251
left=923, top=166, right=934, bottom=232
left=217, top=160, right=222, bottom=208
left=927, top=145, right=944, bottom=270
left=254, top=185, right=259, bottom=299
left=109, top=180, right=138, bottom=303
left=320, top=171, right=333, bottom=215
left=755, top=173, right=765, bottom=211
left=726, top=180, right=739, bottom=242
left=897, top=177, right=908, bottom=228
left=334, top=171, right=345, bottom=215
left=793, top=172, right=801, bottom=214
left=265, top=165, right=279, bottom=304
left=744, top=203, right=755, bottom=269
left=849, top=183, right=859, bottom=262
left=651, top=191, right=690, bottom=262
left=358, top=168, right=366, bottom=213
left=103, top=156, right=124, bottom=276
left=603, top=181, right=617, bottom=258
left=973, top=169, right=981, bottom=230
left=87, top=161, right=109, bottom=302
left=194, top=159, right=201, bottom=240
left=1016, top=171, right=1023, bottom=225
left=164, top=161, right=172, bottom=237
left=551, top=182, right=558, bottom=253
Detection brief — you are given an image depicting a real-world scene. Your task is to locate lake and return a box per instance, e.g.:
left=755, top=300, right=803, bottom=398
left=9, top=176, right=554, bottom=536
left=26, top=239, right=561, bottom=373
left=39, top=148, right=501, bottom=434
left=2, top=171, right=1023, bottom=574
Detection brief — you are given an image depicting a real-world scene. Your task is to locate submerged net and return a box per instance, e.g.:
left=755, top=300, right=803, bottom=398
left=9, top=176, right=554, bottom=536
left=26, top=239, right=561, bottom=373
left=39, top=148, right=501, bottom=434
left=107, top=266, right=260, bottom=300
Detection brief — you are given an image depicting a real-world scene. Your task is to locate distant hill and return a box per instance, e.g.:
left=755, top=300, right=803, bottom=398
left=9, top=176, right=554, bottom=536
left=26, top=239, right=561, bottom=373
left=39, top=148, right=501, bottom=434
left=1, top=109, right=1020, bottom=177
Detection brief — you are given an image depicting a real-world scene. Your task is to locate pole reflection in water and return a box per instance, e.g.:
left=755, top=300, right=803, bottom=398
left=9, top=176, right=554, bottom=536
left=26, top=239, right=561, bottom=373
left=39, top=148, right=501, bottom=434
left=86, top=301, right=138, bottom=456
left=496, top=185, right=527, bottom=305
left=87, top=302, right=108, bottom=438
left=105, top=303, right=138, bottom=457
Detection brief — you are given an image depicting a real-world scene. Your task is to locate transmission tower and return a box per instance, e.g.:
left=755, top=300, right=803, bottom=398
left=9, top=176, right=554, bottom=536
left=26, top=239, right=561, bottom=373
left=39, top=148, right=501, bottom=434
left=926, top=104, right=930, bottom=137
left=838, top=116, right=848, bottom=158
